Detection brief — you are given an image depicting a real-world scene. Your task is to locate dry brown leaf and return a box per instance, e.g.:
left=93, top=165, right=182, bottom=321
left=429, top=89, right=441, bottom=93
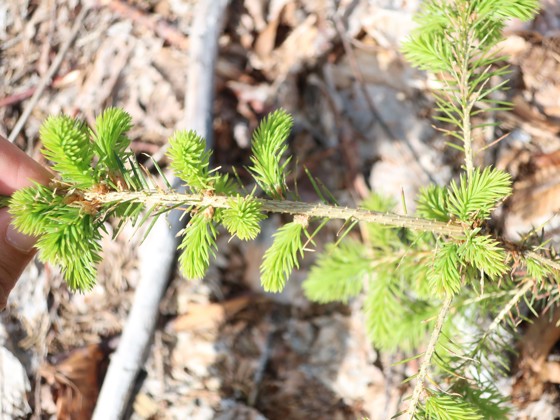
left=507, top=31, right=560, bottom=121
left=39, top=343, right=110, bottom=420
left=168, top=295, right=253, bottom=332
left=251, top=13, right=333, bottom=80
left=252, top=0, right=291, bottom=59
left=254, top=14, right=281, bottom=59
left=107, top=0, right=189, bottom=50
left=509, top=150, right=560, bottom=220
left=513, top=310, right=560, bottom=405
left=511, top=95, right=560, bottom=135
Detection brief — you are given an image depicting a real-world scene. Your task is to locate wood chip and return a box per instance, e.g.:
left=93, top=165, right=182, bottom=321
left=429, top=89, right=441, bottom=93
left=168, top=295, right=253, bottom=332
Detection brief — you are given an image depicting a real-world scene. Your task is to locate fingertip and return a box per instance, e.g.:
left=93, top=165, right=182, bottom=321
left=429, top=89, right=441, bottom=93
left=0, top=210, right=36, bottom=306
left=0, top=136, right=52, bottom=194
left=6, top=223, right=37, bottom=253
left=0, top=137, right=48, bottom=307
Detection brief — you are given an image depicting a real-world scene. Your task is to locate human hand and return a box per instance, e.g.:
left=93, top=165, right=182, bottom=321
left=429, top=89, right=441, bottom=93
left=0, top=136, right=51, bottom=309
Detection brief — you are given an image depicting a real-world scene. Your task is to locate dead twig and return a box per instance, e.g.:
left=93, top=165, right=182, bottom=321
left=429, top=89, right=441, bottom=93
left=8, top=6, right=90, bottom=143
left=0, top=71, right=80, bottom=109
left=103, top=0, right=189, bottom=50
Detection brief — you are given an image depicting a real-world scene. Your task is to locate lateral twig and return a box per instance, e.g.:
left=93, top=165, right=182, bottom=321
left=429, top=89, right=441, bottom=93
left=526, top=251, right=560, bottom=273
left=406, top=294, right=453, bottom=418
left=482, top=280, right=533, bottom=342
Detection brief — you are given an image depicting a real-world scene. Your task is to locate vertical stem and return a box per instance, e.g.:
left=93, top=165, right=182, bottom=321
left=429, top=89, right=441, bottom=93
left=406, top=294, right=453, bottom=419
left=458, top=10, right=474, bottom=178
left=462, top=101, right=474, bottom=177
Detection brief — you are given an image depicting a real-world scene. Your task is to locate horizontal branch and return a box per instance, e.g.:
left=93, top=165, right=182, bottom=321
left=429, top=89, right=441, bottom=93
left=83, top=189, right=466, bottom=236
left=7, top=187, right=560, bottom=275
left=525, top=251, right=560, bottom=273
left=84, top=190, right=560, bottom=276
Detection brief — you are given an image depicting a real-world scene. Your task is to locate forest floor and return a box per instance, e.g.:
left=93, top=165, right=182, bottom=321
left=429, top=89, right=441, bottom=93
left=2, top=0, right=560, bottom=419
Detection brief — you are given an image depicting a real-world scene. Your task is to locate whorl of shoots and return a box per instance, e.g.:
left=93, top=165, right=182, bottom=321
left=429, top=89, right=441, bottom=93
left=222, top=196, right=266, bottom=240
left=448, top=167, right=512, bottom=222
left=303, top=240, right=368, bottom=303
left=9, top=185, right=101, bottom=290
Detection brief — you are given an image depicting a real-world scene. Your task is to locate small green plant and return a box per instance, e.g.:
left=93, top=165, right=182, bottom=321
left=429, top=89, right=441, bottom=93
left=4, top=0, right=555, bottom=417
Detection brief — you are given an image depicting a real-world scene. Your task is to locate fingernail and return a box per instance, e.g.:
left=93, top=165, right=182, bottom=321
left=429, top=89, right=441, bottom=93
left=6, top=223, right=36, bottom=253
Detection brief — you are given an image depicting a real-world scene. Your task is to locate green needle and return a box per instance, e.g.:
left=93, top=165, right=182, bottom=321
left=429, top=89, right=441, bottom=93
left=0, top=195, right=11, bottom=209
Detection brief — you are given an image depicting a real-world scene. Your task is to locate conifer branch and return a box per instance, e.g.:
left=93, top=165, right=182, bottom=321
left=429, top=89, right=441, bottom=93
left=449, top=280, right=535, bottom=392
left=3, top=2, right=546, bottom=417
left=482, top=280, right=533, bottom=341
left=406, top=294, right=453, bottom=419
left=401, top=2, right=540, bottom=415
left=462, top=83, right=474, bottom=177
left=455, top=2, right=475, bottom=177
left=81, top=189, right=466, bottom=235
left=525, top=250, right=560, bottom=274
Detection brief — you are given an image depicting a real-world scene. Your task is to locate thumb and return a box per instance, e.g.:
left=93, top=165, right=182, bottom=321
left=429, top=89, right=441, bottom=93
left=0, top=208, right=37, bottom=309
left=0, top=136, right=52, bottom=309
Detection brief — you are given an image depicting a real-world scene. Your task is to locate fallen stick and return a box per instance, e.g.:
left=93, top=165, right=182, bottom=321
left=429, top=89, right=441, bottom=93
left=8, top=6, right=89, bottom=143
left=104, top=0, right=189, bottom=50
left=0, top=71, right=80, bottom=109
left=91, top=0, right=230, bottom=418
